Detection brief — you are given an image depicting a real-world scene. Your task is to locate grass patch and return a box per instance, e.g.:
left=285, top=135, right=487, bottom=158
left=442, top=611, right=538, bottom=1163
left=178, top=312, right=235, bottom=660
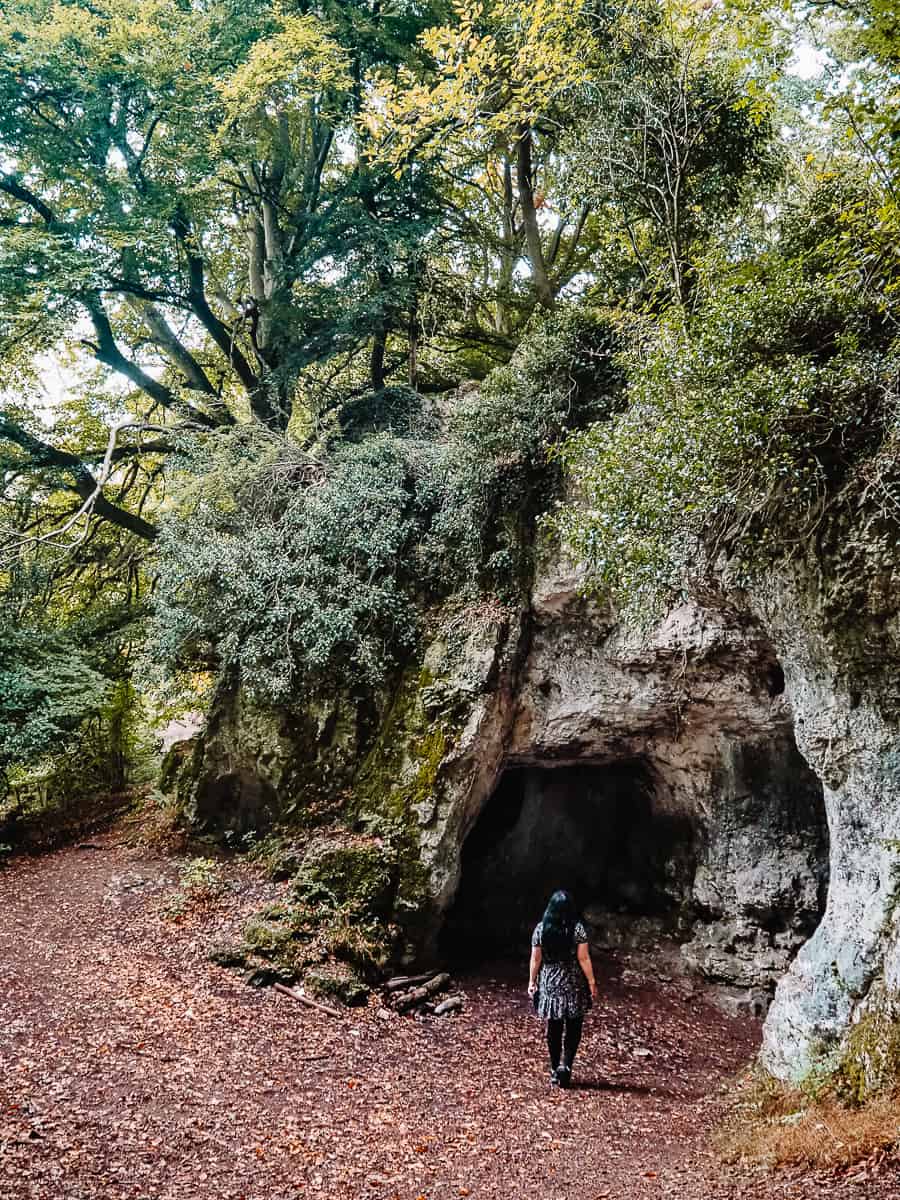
left=716, top=1067, right=900, bottom=1170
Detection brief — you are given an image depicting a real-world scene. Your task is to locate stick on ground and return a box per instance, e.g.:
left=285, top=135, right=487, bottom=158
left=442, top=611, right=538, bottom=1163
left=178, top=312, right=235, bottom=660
left=274, top=982, right=343, bottom=1018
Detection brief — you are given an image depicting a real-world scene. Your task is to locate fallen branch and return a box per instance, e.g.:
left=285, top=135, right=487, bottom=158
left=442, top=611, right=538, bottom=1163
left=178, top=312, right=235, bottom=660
left=274, top=982, right=343, bottom=1018
left=433, top=994, right=464, bottom=1016
left=393, top=972, right=451, bottom=1013
left=383, top=971, right=442, bottom=994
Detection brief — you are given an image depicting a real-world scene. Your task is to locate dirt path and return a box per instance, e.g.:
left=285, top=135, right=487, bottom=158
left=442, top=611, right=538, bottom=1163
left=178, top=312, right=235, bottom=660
left=0, top=832, right=896, bottom=1200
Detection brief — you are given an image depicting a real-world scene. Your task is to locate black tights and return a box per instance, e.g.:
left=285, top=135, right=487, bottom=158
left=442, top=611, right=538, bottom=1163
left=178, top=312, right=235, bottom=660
left=546, top=1017, right=583, bottom=1071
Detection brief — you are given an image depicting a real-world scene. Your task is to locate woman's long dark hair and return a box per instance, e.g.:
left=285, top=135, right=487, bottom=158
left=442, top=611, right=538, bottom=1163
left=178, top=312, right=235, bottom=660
left=541, top=890, right=578, bottom=959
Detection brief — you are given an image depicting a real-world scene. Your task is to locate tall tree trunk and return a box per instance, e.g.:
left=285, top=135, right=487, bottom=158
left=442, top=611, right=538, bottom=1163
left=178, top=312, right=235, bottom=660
left=515, top=126, right=555, bottom=311
left=408, top=315, right=419, bottom=390
left=495, top=155, right=516, bottom=334
left=407, top=255, right=422, bottom=389
left=370, top=329, right=387, bottom=392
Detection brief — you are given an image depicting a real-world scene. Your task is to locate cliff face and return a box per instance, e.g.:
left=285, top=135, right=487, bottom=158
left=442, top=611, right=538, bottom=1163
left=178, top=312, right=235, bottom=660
left=174, top=541, right=900, bottom=1092
left=419, top=567, right=828, bottom=993
left=744, top=562, right=900, bottom=1086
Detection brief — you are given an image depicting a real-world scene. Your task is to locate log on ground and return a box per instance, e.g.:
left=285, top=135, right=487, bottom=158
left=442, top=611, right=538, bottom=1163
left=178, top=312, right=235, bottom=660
left=392, top=973, right=451, bottom=1013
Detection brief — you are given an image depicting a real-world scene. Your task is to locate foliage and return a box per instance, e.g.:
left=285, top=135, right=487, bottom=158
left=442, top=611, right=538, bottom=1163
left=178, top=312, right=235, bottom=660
left=164, top=854, right=226, bottom=917
left=178, top=856, right=226, bottom=898
left=369, top=0, right=782, bottom=316
left=0, top=0, right=800, bottom=739
left=369, top=0, right=595, bottom=152
left=0, top=622, right=108, bottom=781
left=553, top=237, right=900, bottom=611
left=146, top=308, right=618, bottom=702
left=424, top=308, right=624, bottom=587
left=0, top=673, right=147, bottom=851
left=0, top=0, right=452, bottom=591
left=562, top=0, right=783, bottom=305
left=148, top=427, right=423, bottom=701
left=0, top=523, right=150, bottom=779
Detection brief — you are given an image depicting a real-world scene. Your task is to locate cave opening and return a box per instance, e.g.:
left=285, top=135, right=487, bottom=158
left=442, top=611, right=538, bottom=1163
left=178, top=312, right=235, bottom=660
left=441, top=761, right=697, bottom=963
left=440, top=732, right=831, bottom=996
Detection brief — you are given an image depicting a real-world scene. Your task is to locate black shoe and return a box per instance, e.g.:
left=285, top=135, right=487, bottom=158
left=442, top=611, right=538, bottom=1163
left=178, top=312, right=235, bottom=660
left=549, top=1068, right=560, bottom=1087
left=556, top=1065, right=571, bottom=1089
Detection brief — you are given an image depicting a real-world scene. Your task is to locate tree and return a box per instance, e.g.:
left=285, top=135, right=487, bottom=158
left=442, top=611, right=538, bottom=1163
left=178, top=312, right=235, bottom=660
left=0, top=0, right=448, bottom=553
left=560, top=0, right=782, bottom=308
left=367, top=0, right=599, bottom=321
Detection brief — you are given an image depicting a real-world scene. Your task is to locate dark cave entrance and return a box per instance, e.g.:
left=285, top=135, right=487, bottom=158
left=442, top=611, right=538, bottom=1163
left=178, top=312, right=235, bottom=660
left=441, top=761, right=697, bottom=962
left=194, top=768, right=279, bottom=837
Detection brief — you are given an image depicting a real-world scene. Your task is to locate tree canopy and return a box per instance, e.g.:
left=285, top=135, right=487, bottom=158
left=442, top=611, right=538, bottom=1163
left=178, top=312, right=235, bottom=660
left=2, top=0, right=900, bottom=782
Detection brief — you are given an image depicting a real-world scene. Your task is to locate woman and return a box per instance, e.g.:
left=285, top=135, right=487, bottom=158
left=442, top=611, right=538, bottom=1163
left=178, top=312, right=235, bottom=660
left=528, top=890, right=598, bottom=1088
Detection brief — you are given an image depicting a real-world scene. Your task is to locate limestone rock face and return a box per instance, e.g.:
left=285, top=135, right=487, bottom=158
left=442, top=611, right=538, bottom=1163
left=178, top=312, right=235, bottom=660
left=177, top=681, right=368, bottom=837
left=746, top=567, right=900, bottom=1083
left=176, top=545, right=900, bottom=1087
left=422, top=561, right=827, bottom=999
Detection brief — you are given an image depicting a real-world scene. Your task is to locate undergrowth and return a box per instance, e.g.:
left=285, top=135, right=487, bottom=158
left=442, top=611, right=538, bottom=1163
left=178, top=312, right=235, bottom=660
left=0, top=782, right=136, bottom=854
left=163, top=856, right=228, bottom=919
left=716, top=1067, right=900, bottom=1171
left=121, top=788, right=189, bottom=854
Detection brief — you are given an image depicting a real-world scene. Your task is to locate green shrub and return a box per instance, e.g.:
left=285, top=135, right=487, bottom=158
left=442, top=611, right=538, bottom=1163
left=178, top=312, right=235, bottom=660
left=1, top=676, right=147, bottom=849
left=147, top=308, right=622, bottom=704
left=553, top=261, right=900, bottom=612
left=164, top=855, right=226, bottom=917
left=0, top=623, right=108, bottom=782
left=149, top=430, right=420, bottom=702
left=421, top=308, right=623, bottom=593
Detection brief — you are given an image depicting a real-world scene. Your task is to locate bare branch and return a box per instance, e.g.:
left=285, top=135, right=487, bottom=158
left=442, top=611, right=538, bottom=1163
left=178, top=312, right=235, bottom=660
left=82, top=293, right=225, bottom=429
left=0, top=415, right=161, bottom=555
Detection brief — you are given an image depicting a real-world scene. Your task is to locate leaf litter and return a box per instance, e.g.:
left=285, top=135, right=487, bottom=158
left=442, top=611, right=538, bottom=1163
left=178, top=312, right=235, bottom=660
left=1, top=829, right=898, bottom=1200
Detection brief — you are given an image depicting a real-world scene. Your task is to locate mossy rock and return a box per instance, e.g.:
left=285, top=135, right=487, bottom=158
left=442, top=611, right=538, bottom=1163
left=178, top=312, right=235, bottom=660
left=246, top=835, right=305, bottom=882
left=241, top=956, right=297, bottom=988
left=352, top=665, right=451, bottom=826
left=158, top=738, right=199, bottom=796
left=304, top=962, right=370, bottom=1007
left=836, top=991, right=900, bottom=1103
left=293, top=835, right=396, bottom=918
left=258, top=902, right=290, bottom=922
left=347, top=664, right=453, bottom=937
left=268, top=847, right=303, bottom=881
left=323, top=911, right=394, bottom=978
left=207, top=942, right=248, bottom=969
left=241, top=919, right=297, bottom=960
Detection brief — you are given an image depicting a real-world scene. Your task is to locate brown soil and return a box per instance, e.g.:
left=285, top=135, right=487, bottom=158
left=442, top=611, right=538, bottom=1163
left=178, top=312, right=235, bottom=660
left=1, top=830, right=898, bottom=1200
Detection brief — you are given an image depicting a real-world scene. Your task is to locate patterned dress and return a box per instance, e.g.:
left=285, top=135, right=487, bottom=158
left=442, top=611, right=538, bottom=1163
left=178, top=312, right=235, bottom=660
left=531, top=920, right=592, bottom=1021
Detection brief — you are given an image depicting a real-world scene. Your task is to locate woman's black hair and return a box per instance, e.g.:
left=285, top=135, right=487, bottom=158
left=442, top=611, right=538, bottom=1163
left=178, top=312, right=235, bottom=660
left=540, top=889, right=578, bottom=959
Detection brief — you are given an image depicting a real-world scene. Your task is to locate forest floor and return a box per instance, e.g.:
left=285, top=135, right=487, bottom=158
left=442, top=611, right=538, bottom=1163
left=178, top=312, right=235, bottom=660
left=1, top=828, right=899, bottom=1200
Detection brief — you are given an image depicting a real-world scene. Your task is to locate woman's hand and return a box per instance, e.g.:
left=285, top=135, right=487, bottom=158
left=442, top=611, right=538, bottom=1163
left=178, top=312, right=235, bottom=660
left=577, top=941, right=597, bottom=1002
left=528, top=945, right=541, bottom=998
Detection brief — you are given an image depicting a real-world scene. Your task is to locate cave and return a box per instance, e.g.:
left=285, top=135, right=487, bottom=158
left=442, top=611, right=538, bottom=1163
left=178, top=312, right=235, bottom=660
left=442, top=760, right=697, bottom=961
left=194, top=768, right=279, bottom=837
left=441, top=739, right=829, bottom=992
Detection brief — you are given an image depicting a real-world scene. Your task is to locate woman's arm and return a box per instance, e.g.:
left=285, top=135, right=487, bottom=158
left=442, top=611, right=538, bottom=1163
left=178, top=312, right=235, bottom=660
left=577, top=941, right=598, bottom=1000
left=528, top=946, right=542, bottom=995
